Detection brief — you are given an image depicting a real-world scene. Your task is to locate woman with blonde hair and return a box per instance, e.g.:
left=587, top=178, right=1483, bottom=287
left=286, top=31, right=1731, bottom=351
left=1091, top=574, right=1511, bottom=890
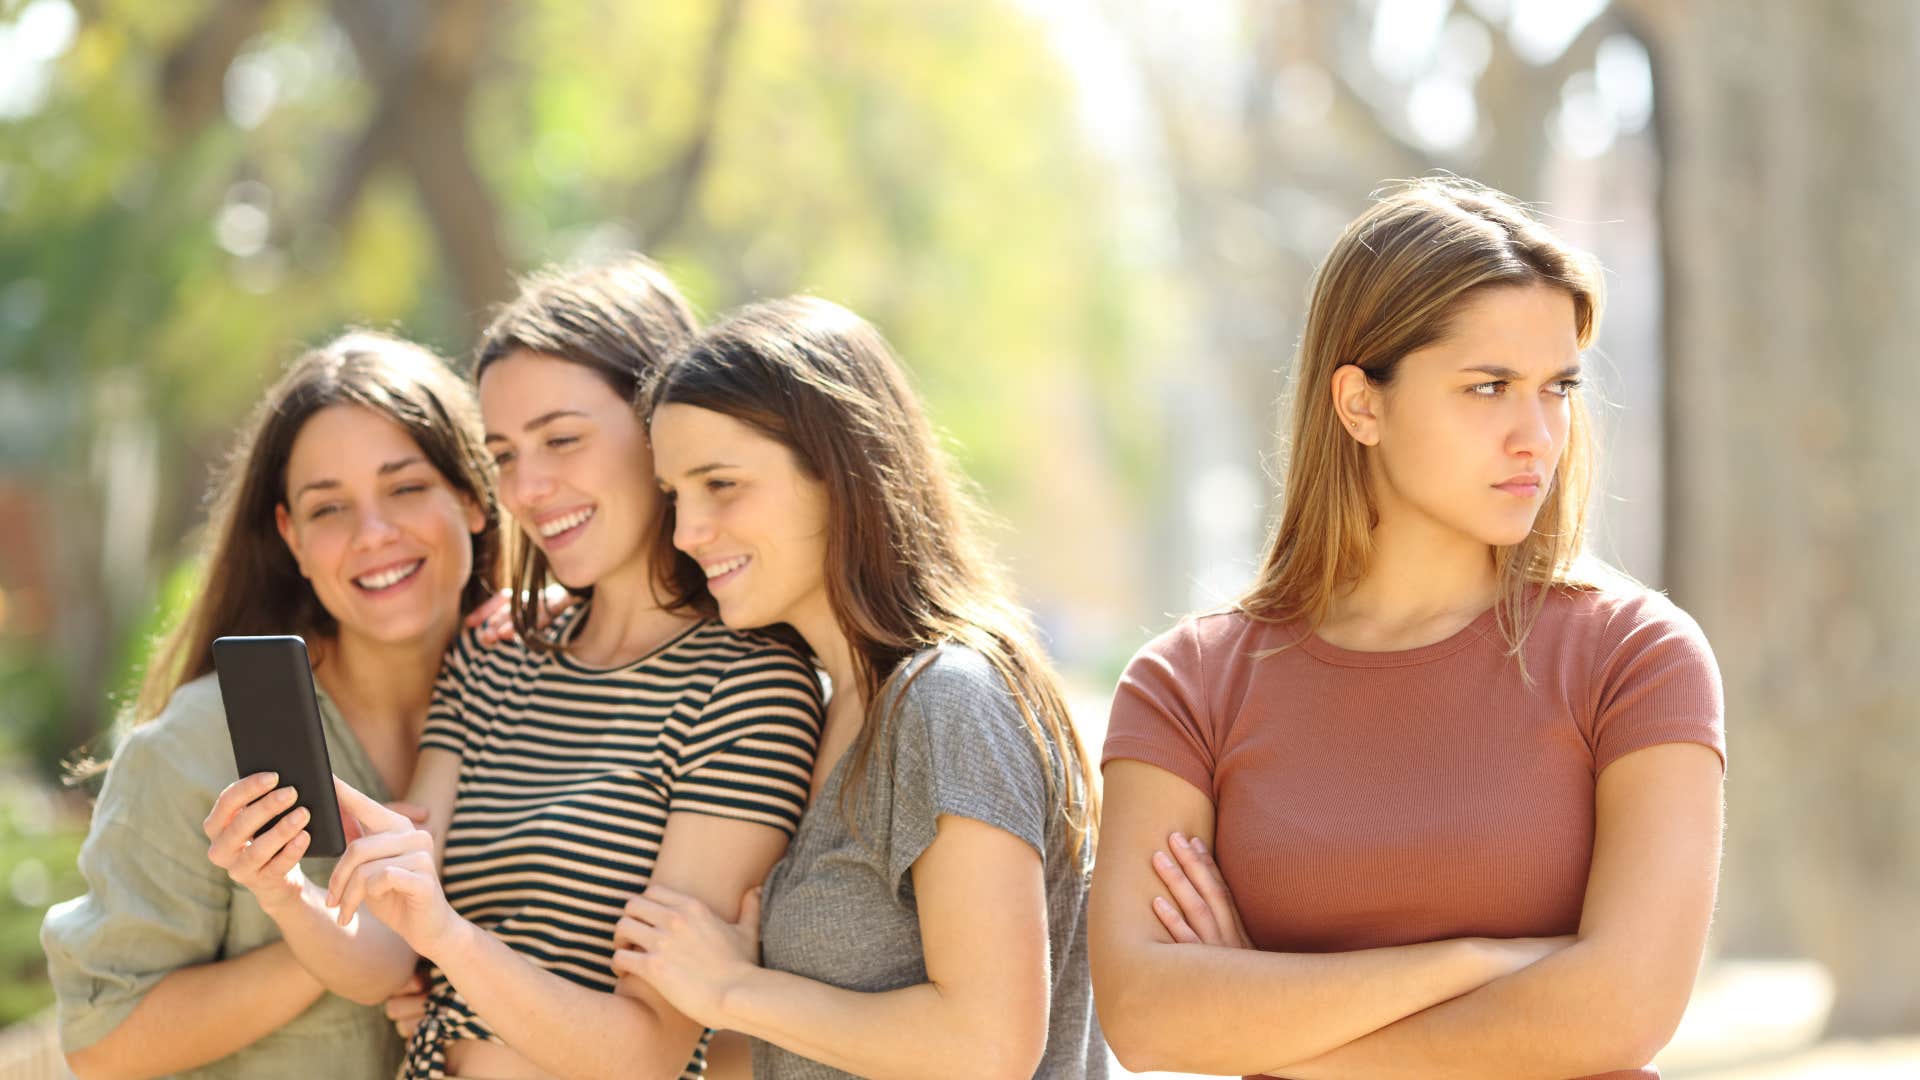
left=1091, top=179, right=1724, bottom=1079
left=619, top=296, right=1105, bottom=1078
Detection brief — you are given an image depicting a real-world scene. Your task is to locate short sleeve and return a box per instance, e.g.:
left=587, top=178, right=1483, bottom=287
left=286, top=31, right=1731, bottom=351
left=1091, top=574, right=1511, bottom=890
left=1589, top=594, right=1726, bottom=775
left=1102, top=618, right=1217, bottom=798
left=882, top=647, right=1052, bottom=895
left=40, top=707, right=234, bottom=1054
left=420, top=626, right=486, bottom=757
left=667, top=643, right=824, bottom=836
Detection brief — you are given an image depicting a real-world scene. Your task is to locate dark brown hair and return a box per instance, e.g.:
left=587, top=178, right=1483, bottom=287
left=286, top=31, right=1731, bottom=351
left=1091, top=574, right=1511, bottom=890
left=114, top=331, right=499, bottom=754
left=646, top=297, right=1099, bottom=855
left=472, top=255, right=707, bottom=643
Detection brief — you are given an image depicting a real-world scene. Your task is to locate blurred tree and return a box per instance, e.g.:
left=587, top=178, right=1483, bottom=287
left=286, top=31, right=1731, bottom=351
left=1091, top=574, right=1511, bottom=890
left=1619, top=0, right=1920, bottom=1035
left=0, top=0, right=1150, bottom=768
left=1111, top=0, right=1625, bottom=608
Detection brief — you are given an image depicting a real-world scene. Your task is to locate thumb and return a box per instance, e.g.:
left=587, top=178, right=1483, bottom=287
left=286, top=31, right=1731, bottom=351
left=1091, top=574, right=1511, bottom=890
left=334, top=775, right=411, bottom=833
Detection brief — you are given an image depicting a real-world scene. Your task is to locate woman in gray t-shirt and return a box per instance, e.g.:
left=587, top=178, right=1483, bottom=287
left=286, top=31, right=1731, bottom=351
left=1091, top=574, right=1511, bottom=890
left=617, top=296, right=1107, bottom=1078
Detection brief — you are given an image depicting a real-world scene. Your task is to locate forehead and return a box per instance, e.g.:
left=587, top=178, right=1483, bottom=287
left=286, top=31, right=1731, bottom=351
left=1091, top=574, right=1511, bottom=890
left=477, top=349, right=627, bottom=424
left=1409, top=284, right=1579, bottom=372
left=649, top=404, right=787, bottom=472
left=285, top=405, right=427, bottom=483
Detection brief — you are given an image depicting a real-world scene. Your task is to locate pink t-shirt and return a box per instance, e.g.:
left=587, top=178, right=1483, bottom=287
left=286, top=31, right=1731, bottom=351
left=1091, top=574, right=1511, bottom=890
left=1104, top=585, right=1724, bottom=1080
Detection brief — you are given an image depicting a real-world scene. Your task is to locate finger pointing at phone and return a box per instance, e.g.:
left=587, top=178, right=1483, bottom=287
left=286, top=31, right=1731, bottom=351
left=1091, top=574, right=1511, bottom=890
left=326, top=776, right=465, bottom=959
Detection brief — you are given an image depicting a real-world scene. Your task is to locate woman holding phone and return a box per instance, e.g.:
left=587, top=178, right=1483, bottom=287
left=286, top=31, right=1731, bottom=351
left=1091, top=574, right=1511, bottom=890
left=1089, top=179, right=1724, bottom=1079
left=42, top=331, right=501, bottom=1079
left=620, top=297, right=1105, bottom=1079
left=206, top=258, right=825, bottom=1080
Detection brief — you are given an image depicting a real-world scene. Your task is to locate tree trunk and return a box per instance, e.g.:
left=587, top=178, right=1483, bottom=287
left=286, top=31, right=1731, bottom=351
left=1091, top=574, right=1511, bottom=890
left=1635, top=0, right=1920, bottom=1034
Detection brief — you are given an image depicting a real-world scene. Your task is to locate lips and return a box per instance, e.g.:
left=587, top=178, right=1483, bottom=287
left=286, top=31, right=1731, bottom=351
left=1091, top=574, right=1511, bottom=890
left=1493, top=474, right=1543, bottom=497
left=353, top=559, right=423, bottom=593
left=701, top=554, right=750, bottom=587
left=533, top=505, right=595, bottom=549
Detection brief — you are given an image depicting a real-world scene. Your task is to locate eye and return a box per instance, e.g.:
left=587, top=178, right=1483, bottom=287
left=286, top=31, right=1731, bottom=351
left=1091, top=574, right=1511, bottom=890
left=705, top=478, right=735, bottom=494
left=308, top=502, right=342, bottom=520
left=1547, top=377, right=1583, bottom=398
left=394, top=483, right=428, bottom=496
left=491, top=450, right=516, bottom=468
left=1468, top=381, right=1508, bottom=397
left=546, top=435, right=579, bottom=451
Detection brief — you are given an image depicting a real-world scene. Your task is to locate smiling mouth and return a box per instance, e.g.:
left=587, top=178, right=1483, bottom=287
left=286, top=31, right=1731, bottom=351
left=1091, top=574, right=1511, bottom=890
left=537, top=506, right=594, bottom=540
left=702, top=555, right=750, bottom=583
left=354, top=560, right=423, bottom=592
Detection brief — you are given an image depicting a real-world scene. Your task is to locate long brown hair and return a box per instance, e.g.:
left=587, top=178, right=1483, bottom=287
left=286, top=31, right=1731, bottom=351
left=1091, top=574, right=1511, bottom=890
left=472, top=255, right=707, bottom=644
left=1243, top=177, right=1609, bottom=668
left=646, top=297, right=1099, bottom=856
left=104, top=332, right=499, bottom=765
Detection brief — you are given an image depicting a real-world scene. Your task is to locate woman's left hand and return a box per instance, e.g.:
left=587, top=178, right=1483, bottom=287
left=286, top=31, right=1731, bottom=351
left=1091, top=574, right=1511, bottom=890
left=611, top=884, right=762, bottom=1030
left=326, top=778, right=463, bottom=959
left=1150, top=831, right=1254, bottom=949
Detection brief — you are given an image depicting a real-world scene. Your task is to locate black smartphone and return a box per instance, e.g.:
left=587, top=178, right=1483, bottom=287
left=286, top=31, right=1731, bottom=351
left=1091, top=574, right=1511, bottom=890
left=210, top=635, right=348, bottom=859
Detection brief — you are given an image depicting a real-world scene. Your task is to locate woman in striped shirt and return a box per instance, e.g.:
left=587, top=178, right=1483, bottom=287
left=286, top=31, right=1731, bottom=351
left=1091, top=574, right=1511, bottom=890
left=213, top=258, right=824, bottom=1080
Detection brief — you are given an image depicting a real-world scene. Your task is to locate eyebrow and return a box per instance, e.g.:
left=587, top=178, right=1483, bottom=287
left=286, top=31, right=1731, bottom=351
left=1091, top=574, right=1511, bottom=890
left=292, top=455, right=426, bottom=500
left=1460, top=364, right=1583, bottom=381
left=484, top=409, right=590, bottom=443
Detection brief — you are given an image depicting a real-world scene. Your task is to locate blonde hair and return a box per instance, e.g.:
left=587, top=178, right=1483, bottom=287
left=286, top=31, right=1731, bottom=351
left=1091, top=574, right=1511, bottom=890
left=1241, top=178, right=1611, bottom=671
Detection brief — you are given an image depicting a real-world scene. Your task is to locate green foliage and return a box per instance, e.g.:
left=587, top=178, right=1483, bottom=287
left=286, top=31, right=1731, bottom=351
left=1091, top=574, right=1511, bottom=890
left=0, top=772, right=85, bottom=1027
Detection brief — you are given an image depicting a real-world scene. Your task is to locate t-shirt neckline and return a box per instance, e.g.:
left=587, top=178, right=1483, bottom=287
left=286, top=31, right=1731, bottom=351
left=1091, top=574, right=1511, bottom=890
left=1291, top=603, right=1502, bottom=668
left=548, top=603, right=710, bottom=674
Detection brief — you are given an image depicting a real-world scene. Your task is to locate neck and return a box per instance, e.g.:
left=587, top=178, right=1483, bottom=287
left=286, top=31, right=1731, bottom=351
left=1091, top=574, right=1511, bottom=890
left=315, top=624, right=446, bottom=735
left=570, top=558, right=694, bottom=664
left=788, top=598, right=863, bottom=720
left=1331, top=490, right=1499, bottom=630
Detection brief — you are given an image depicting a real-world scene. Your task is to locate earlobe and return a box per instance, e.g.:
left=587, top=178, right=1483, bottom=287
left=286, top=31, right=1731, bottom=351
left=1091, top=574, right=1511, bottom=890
left=273, top=503, right=309, bottom=579
left=1329, top=364, right=1379, bottom=445
left=461, top=493, right=487, bottom=536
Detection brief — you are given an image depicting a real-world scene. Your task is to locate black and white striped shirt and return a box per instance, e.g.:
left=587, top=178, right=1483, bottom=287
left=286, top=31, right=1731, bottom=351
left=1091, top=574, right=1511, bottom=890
left=406, top=612, right=823, bottom=1079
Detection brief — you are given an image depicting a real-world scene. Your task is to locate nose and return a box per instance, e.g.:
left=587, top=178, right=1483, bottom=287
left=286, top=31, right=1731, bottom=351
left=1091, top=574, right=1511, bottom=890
left=1508, top=395, right=1556, bottom=460
left=672, top=498, right=714, bottom=554
left=504, top=458, right=556, bottom=514
left=351, top=503, right=401, bottom=551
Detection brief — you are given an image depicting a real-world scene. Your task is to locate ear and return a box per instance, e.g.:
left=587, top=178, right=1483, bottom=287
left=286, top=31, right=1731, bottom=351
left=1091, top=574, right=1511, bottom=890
left=460, top=491, right=487, bottom=536
left=1329, top=364, right=1381, bottom=446
left=274, top=503, right=310, bottom=579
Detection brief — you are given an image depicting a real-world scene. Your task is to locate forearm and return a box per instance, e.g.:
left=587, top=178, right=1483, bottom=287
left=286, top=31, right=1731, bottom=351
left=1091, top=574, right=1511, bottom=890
left=260, top=879, right=416, bottom=1004
left=67, top=941, right=325, bottom=1080
left=430, top=919, right=701, bottom=1080
left=1283, top=938, right=1674, bottom=1080
left=1096, top=937, right=1514, bottom=1075
left=718, top=966, right=1034, bottom=1080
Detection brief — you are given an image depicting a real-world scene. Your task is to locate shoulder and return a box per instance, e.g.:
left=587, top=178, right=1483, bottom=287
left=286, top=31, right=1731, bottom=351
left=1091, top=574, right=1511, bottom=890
left=892, top=643, right=1018, bottom=716
left=1119, top=609, right=1270, bottom=682
left=96, top=674, right=233, bottom=820
left=687, top=622, right=819, bottom=681
left=1543, top=581, right=1712, bottom=655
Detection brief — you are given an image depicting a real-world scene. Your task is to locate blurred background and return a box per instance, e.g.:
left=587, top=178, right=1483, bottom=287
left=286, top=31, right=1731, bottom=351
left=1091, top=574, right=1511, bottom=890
left=0, top=0, right=1914, bottom=1076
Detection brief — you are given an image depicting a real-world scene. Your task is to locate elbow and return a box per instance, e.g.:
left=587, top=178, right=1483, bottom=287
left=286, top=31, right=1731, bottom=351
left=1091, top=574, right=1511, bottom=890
left=969, top=1026, right=1045, bottom=1080
left=1092, top=983, right=1179, bottom=1074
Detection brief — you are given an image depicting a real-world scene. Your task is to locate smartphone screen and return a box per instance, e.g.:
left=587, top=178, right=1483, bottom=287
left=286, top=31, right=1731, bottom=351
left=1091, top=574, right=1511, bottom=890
left=211, top=635, right=349, bottom=859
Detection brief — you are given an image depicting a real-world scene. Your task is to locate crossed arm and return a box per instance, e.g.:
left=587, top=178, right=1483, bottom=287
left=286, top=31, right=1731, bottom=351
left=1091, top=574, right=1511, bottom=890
left=1091, top=744, right=1723, bottom=1078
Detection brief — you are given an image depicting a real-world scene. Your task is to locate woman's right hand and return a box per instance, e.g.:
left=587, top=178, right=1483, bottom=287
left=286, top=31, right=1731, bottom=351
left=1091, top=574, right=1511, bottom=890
left=204, top=771, right=312, bottom=913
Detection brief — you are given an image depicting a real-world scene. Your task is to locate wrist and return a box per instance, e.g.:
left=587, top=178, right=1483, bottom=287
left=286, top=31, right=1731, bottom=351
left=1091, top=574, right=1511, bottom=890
left=714, top=962, right=766, bottom=1034
left=419, top=910, right=480, bottom=970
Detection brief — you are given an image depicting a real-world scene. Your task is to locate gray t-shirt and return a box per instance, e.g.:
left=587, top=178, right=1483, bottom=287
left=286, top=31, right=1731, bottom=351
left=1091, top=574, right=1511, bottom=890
left=40, top=673, right=404, bottom=1079
left=754, top=645, right=1106, bottom=1079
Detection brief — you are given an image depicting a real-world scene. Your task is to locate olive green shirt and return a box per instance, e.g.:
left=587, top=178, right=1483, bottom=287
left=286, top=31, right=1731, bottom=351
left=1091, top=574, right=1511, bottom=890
left=40, top=673, right=404, bottom=1078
